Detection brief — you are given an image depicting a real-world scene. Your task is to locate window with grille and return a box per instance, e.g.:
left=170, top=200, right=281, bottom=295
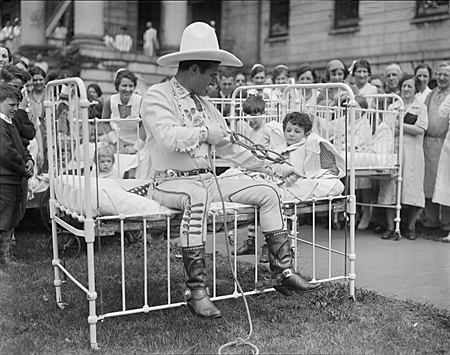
left=269, top=0, right=289, bottom=38
left=334, top=0, right=359, bottom=29
left=416, top=0, right=449, bottom=17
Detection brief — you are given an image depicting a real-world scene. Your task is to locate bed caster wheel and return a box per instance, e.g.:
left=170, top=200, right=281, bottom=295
left=125, top=230, right=144, bottom=244
left=227, top=231, right=235, bottom=245
left=58, top=302, right=69, bottom=310
left=394, top=231, right=401, bottom=241
left=46, top=232, right=81, bottom=259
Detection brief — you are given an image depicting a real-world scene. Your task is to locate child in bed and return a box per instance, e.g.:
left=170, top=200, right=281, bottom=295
left=273, top=112, right=345, bottom=199
left=91, top=145, right=119, bottom=179
left=234, top=110, right=345, bottom=259
left=231, top=95, right=285, bottom=259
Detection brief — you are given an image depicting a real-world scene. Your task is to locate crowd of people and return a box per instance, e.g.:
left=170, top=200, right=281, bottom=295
left=1, top=20, right=449, bottom=320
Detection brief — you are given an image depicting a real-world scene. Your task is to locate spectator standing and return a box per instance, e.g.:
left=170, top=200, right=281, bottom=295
left=143, top=21, right=159, bottom=57
left=434, top=93, right=450, bottom=242
left=271, top=64, right=290, bottom=100
left=0, top=45, right=13, bottom=70
left=316, top=59, right=358, bottom=105
left=369, top=75, right=386, bottom=94
left=422, top=61, right=450, bottom=233
left=248, top=63, right=271, bottom=98
left=115, top=27, right=133, bottom=53
left=379, top=75, right=428, bottom=240
left=29, top=66, right=46, bottom=171
left=352, top=59, right=377, bottom=107
left=235, top=72, right=247, bottom=88
left=414, top=63, right=432, bottom=104
left=207, top=71, right=235, bottom=99
left=296, top=65, right=319, bottom=110
left=384, top=63, right=403, bottom=95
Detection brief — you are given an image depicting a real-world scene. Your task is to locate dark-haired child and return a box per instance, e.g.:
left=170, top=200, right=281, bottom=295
left=0, top=84, right=34, bottom=266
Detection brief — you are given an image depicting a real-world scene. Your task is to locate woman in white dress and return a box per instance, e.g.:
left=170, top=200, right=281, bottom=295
left=433, top=93, right=450, bottom=242
left=379, top=75, right=428, bottom=240
left=352, top=59, right=378, bottom=108
left=414, top=63, right=432, bottom=104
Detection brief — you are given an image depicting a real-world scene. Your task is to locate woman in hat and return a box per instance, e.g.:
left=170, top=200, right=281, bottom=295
left=247, top=63, right=271, bottom=99
left=317, top=59, right=359, bottom=106
left=141, top=22, right=322, bottom=320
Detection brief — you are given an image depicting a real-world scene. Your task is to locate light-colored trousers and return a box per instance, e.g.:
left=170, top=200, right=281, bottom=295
left=150, top=173, right=284, bottom=247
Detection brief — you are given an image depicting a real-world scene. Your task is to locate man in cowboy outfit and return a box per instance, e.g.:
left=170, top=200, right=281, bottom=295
left=140, top=22, right=322, bottom=319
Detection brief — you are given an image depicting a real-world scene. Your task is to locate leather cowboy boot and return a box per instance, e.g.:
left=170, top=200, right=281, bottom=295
left=233, top=237, right=255, bottom=255
left=182, top=245, right=222, bottom=319
left=265, top=231, right=322, bottom=296
left=233, top=224, right=256, bottom=256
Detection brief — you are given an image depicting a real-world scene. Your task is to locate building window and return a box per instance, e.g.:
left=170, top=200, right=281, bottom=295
left=416, top=0, right=449, bottom=17
left=334, top=0, right=359, bottom=29
left=269, top=0, right=289, bottom=38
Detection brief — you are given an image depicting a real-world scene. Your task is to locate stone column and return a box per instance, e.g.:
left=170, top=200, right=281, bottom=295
left=20, top=0, right=46, bottom=47
left=71, top=1, right=105, bottom=45
left=159, top=1, right=188, bottom=54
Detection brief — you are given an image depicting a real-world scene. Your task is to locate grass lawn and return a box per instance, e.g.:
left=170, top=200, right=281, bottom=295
left=1, top=212, right=449, bottom=355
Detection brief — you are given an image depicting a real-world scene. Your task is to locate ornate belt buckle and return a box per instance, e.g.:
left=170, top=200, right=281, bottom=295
left=166, top=169, right=177, bottom=178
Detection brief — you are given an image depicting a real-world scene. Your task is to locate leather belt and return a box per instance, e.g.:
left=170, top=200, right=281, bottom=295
left=164, top=168, right=212, bottom=178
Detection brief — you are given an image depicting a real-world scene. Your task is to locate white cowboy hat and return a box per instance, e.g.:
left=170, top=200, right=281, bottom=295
left=157, top=22, right=242, bottom=68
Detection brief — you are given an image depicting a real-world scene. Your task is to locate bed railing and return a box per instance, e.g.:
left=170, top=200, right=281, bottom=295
left=45, top=80, right=358, bottom=350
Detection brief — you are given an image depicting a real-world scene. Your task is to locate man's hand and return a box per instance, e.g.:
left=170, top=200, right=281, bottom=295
left=205, top=123, right=226, bottom=145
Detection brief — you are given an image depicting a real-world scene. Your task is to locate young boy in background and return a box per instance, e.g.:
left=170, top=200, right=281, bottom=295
left=0, top=84, right=34, bottom=266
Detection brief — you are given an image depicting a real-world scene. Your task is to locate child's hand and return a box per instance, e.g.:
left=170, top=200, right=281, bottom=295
left=25, top=160, right=34, bottom=179
left=123, top=145, right=137, bottom=154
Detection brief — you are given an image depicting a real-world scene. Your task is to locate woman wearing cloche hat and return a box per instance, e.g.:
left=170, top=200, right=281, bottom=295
left=141, top=22, right=322, bottom=320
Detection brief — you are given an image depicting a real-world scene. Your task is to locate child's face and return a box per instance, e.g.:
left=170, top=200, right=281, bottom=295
left=99, top=156, right=114, bottom=173
left=0, top=97, right=19, bottom=118
left=248, top=113, right=264, bottom=130
left=284, top=122, right=306, bottom=146
left=61, top=149, right=71, bottom=169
